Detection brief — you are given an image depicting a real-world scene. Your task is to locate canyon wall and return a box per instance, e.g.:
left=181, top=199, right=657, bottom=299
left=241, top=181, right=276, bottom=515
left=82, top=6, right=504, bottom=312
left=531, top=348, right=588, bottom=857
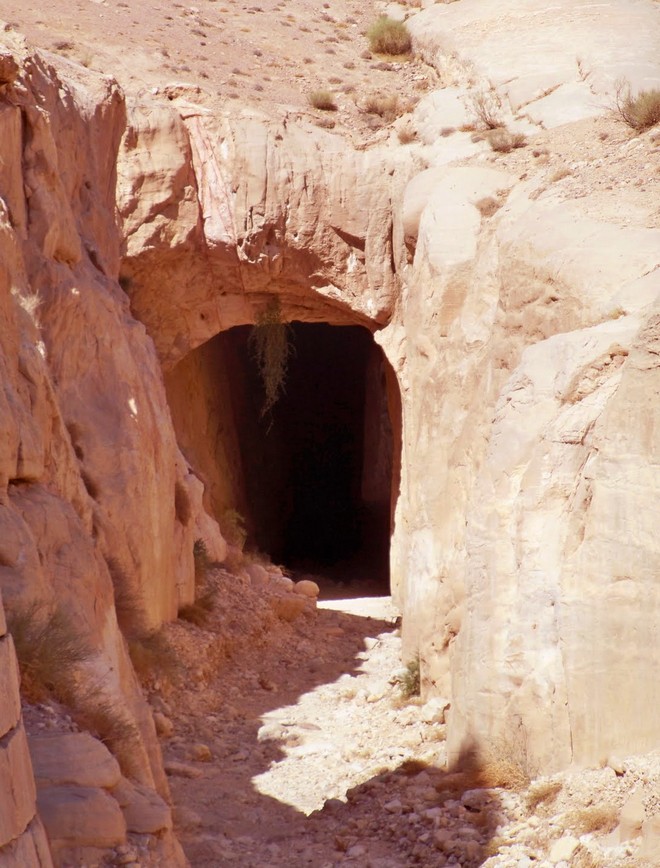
left=0, top=8, right=659, bottom=859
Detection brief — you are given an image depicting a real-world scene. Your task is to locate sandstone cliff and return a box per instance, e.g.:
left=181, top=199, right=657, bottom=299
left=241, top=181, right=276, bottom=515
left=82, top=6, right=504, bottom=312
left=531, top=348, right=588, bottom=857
left=0, top=0, right=659, bottom=861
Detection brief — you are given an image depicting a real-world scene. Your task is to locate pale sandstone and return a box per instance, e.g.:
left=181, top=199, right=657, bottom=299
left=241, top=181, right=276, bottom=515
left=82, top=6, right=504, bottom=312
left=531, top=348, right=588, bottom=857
left=641, top=813, right=660, bottom=862
left=0, top=7, right=656, bottom=849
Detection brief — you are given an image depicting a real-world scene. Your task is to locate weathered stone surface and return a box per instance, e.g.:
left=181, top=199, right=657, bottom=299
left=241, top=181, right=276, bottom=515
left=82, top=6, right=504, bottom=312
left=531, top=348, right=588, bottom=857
left=409, top=0, right=660, bottom=128
left=641, top=813, right=660, bottom=862
left=28, top=732, right=121, bottom=790
left=0, top=635, right=21, bottom=737
left=549, top=835, right=579, bottom=863
left=272, top=593, right=308, bottom=622
left=294, top=580, right=320, bottom=598
left=36, top=786, right=127, bottom=850
left=111, top=777, right=172, bottom=834
left=619, top=789, right=646, bottom=841
left=0, top=1, right=657, bottom=830
left=153, top=712, right=175, bottom=738
left=0, top=722, right=37, bottom=849
left=0, top=816, right=53, bottom=868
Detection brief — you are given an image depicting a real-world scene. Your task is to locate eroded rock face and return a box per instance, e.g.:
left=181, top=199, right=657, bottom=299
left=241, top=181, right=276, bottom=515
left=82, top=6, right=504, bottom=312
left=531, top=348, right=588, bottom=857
left=0, top=33, right=209, bottom=839
left=0, top=0, right=659, bottom=824
left=0, top=589, right=53, bottom=866
left=117, top=101, right=417, bottom=367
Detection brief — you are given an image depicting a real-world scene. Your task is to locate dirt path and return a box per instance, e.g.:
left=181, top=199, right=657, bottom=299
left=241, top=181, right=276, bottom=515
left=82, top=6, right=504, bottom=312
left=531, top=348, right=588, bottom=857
left=155, top=569, right=492, bottom=867
left=146, top=564, right=657, bottom=868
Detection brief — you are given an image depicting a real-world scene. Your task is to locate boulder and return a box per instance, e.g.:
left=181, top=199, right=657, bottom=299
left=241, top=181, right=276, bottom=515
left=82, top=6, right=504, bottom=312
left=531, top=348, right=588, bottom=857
left=37, top=785, right=126, bottom=850
left=111, top=777, right=172, bottom=834
left=294, top=580, right=320, bottom=598
left=272, top=594, right=308, bottom=622
left=28, top=732, right=121, bottom=790
left=0, top=723, right=37, bottom=848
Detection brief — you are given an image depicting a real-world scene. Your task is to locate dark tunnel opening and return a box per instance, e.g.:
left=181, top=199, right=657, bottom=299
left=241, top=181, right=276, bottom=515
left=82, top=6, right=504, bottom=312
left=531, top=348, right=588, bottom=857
left=224, top=322, right=399, bottom=591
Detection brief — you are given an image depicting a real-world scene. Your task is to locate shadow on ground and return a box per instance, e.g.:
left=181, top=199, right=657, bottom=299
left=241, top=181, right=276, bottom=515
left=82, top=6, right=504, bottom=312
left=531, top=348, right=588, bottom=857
left=161, top=590, right=504, bottom=867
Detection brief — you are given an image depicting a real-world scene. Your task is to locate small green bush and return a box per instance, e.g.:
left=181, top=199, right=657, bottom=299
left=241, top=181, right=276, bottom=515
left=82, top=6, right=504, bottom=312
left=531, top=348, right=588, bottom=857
left=614, top=81, right=660, bottom=131
left=367, top=16, right=412, bottom=56
left=220, top=509, right=247, bottom=549
left=401, top=657, right=421, bottom=697
left=309, top=90, right=337, bottom=111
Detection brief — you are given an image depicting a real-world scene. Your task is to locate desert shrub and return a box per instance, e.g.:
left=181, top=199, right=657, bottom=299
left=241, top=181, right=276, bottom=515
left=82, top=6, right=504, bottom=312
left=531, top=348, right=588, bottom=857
left=481, top=729, right=537, bottom=790
left=178, top=588, right=216, bottom=627
left=550, top=166, right=572, bottom=182
left=487, top=128, right=527, bottom=153
left=613, top=81, right=660, bottom=131
left=220, top=509, right=247, bottom=549
left=367, top=16, right=412, bottom=56
left=364, top=93, right=400, bottom=121
left=475, top=196, right=502, bottom=218
left=128, top=629, right=179, bottom=685
left=7, top=601, right=92, bottom=703
left=249, top=299, right=294, bottom=416
left=525, top=780, right=563, bottom=813
left=73, top=691, right=140, bottom=750
left=470, top=89, right=504, bottom=129
left=397, top=125, right=416, bottom=144
left=309, top=89, right=337, bottom=111
left=193, top=538, right=210, bottom=587
left=566, top=805, right=619, bottom=835
left=400, top=657, right=421, bottom=697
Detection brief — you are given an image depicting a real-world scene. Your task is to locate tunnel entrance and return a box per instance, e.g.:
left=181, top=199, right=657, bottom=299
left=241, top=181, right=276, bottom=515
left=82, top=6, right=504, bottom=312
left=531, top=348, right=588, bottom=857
left=226, top=323, right=397, bottom=590
left=164, top=321, right=400, bottom=592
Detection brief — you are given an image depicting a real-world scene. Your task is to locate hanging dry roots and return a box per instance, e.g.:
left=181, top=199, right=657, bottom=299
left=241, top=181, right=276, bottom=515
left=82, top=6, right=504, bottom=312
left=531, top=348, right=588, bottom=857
left=249, top=302, right=293, bottom=417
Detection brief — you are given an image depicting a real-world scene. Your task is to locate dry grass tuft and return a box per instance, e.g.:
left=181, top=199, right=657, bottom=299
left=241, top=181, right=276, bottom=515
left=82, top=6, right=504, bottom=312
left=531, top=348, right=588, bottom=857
left=7, top=601, right=92, bottom=703
left=613, top=80, right=660, bottom=131
left=367, top=16, right=412, bottom=56
left=487, top=128, right=527, bottom=153
left=364, top=93, right=400, bottom=121
left=128, top=629, right=180, bottom=686
left=397, top=125, right=417, bottom=144
left=193, top=538, right=211, bottom=588
left=219, top=509, right=247, bottom=550
left=525, top=780, right=563, bottom=813
left=566, top=805, right=619, bottom=835
left=470, top=89, right=504, bottom=130
left=479, top=732, right=537, bottom=791
left=178, top=588, right=216, bottom=627
left=475, top=197, right=502, bottom=218
left=550, top=166, right=572, bottom=182
left=309, top=90, right=337, bottom=111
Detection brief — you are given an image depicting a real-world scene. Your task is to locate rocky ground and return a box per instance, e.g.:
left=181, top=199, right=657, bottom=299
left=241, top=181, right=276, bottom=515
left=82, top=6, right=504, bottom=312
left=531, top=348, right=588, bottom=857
left=25, top=560, right=660, bottom=867
left=2, top=0, right=436, bottom=144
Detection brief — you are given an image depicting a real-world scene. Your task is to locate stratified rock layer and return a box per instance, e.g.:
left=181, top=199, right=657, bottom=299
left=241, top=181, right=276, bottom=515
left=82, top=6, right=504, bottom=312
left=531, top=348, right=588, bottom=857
left=0, top=0, right=658, bottom=824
